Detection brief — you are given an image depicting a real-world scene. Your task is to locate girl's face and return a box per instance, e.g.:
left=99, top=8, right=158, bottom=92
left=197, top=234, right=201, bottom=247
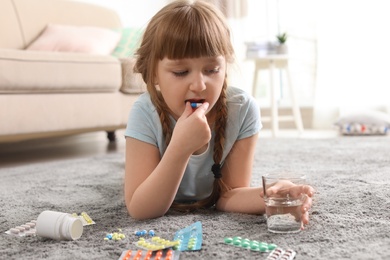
left=155, top=56, right=226, bottom=120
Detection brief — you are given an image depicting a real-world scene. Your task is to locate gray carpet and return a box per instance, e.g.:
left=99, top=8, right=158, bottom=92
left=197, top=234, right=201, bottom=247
left=1, top=137, right=389, bottom=259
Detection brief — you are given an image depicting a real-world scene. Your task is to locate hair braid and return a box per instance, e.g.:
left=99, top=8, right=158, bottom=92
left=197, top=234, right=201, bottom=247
left=148, top=91, right=173, bottom=148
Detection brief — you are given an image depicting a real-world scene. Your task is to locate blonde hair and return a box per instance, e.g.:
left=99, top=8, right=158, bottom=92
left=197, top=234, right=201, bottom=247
left=134, top=0, right=234, bottom=210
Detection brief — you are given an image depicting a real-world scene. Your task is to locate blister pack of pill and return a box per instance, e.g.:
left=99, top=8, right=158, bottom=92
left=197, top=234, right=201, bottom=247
left=71, top=212, right=95, bottom=226
left=223, top=236, right=277, bottom=252
left=4, top=220, right=37, bottom=237
left=118, top=249, right=180, bottom=260
left=266, top=248, right=296, bottom=260
left=134, top=236, right=180, bottom=251
left=172, top=221, right=202, bottom=251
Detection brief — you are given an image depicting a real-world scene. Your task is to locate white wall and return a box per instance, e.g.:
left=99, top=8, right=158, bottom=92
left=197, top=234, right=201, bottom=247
left=79, top=0, right=167, bottom=28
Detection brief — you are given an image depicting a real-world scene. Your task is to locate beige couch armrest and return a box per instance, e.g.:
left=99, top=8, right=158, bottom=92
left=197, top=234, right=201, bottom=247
left=120, top=58, right=146, bottom=94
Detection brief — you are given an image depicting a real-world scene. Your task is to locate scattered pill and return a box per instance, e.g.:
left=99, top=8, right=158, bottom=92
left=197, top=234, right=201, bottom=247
left=21, top=224, right=30, bottom=230
left=26, top=222, right=36, bottom=228
left=10, top=228, right=20, bottom=234
left=15, top=226, right=25, bottom=232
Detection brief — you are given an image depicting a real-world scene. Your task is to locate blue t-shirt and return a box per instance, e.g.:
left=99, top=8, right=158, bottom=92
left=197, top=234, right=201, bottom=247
left=125, top=86, right=262, bottom=201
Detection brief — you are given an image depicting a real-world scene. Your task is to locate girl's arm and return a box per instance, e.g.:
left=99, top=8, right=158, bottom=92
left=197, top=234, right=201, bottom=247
left=216, top=134, right=315, bottom=226
left=124, top=137, right=191, bottom=219
left=125, top=102, right=211, bottom=219
left=216, top=134, right=266, bottom=214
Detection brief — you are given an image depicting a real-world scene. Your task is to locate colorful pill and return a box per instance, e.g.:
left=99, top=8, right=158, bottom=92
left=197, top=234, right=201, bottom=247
left=190, top=103, right=202, bottom=108
left=241, top=241, right=250, bottom=248
left=259, top=245, right=269, bottom=252
left=125, top=250, right=132, bottom=256
left=224, top=237, right=233, bottom=244
left=233, top=240, right=241, bottom=246
left=268, top=243, right=277, bottom=250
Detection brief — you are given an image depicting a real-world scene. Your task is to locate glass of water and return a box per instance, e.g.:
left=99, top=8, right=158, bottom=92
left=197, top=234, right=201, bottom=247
left=262, top=173, right=306, bottom=234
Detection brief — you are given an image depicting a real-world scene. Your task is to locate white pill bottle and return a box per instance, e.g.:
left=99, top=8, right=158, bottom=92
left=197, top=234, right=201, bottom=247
left=36, top=210, right=83, bottom=240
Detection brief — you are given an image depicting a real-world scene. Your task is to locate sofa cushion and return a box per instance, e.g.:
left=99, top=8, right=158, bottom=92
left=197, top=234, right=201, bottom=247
left=119, top=58, right=146, bottom=94
left=334, top=110, right=390, bottom=135
left=112, top=27, right=143, bottom=58
left=13, top=0, right=122, bottom=49
left=0, top=49, right=121, bottom=93
left=26, top=24, right=121, bottom=55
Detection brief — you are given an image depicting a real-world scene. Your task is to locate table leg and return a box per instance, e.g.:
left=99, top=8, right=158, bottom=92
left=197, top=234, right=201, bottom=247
left=252, top=61, right=259, bottom=98
left=269, top=60, right=278, bottom=137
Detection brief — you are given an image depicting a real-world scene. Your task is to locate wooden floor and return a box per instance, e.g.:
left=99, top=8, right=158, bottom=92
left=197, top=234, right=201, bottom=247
left=0, top=130, right=127, bottom=169
left=0, top=129, right=338, bottom=169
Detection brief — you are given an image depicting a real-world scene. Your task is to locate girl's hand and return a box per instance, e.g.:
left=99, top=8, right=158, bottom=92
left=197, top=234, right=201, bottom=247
left=171, top=102, right=211, bottom=155
left=260, top=180, right=315, bottom=229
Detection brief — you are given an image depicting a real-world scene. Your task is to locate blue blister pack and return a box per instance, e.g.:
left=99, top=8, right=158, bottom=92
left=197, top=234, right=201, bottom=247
left=173, top=221, right=202, bottom=251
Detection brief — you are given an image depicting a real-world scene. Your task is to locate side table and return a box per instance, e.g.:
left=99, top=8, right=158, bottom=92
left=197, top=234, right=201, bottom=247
left=249, top=54, right=304, bottom=137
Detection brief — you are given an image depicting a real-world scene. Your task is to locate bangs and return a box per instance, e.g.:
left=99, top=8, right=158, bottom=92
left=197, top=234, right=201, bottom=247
left=156, top=4, right=233, bottom=60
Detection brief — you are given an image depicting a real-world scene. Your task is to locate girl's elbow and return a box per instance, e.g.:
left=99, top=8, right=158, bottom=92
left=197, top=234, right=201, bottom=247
left=126, top=203, right=167, bottom=220
left=215, top=197, right=228, bottom=212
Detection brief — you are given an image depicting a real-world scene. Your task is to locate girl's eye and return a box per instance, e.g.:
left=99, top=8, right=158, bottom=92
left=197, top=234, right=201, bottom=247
left=206, top=68, right=220, bottom=74
left=173, top=71, right=188, bottom=77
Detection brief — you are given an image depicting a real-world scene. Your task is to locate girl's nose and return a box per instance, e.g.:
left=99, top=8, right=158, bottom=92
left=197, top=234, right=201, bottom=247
left=189, top=73, right=206, bottom=92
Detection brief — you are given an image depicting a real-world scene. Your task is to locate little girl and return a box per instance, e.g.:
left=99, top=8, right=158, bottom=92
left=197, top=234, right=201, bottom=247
left=124, top=0, right=314, bottom=224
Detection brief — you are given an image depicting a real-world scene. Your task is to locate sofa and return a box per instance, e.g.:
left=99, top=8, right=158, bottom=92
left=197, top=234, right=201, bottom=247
left=0, top=0, right=145, bottom=143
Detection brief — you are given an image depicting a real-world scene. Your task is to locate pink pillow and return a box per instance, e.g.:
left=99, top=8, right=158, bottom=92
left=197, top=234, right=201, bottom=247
left=27, top=24, right=121, bottom=55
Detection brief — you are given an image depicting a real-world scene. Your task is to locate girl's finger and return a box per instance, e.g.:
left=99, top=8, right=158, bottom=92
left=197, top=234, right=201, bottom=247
left=179, top=101, right=195, bottom=120
left=301, top=210, right=310, bottom=227
left=191, top=101, right=209, bottom=116
left=266, top=180, right=294, bottom=196
left=289, top=185, right=315, bottom=198
left=302, top=194, right=312, bottom=213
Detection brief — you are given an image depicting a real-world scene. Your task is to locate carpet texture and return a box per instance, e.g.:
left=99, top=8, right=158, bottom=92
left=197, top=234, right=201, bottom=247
left=1, top=137, right=389, bottom=259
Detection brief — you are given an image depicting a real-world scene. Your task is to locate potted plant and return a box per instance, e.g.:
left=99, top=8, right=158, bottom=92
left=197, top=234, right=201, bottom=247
left=276, top=32, right=288, bottom=54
